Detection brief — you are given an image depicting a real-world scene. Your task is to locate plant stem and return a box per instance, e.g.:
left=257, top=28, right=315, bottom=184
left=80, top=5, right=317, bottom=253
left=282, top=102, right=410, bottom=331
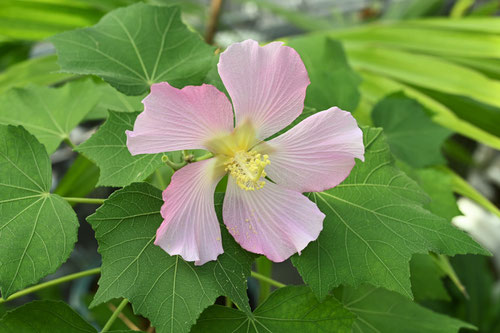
left=251, top=271, right=285, bottom=289
left=101, top=298, right=129, bottom=332
left=225, top=297, right=233, bottom=308
left=63, top=197, right=105, bottom=205
left=194, top=153, right=213, bottom=162
left=450, top=0, right=474, bottom=18
left=431, top=253, right=469, bottom=299
left=0, top=268, right=101, bottom=304
left=182, top=150, right=194, bottom=162
left=205, top=0, right=224, bottom=44
left=162, top=154, right=186, bottom=170
left=256, top=257, right=272, bottom=303
left=64, top=137, right=77, bottom=150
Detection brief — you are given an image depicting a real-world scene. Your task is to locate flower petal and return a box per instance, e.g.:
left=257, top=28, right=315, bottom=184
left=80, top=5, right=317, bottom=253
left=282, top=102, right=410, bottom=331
left=223, top=177, right=325, bottom=262
left=263, top=108, right=364, bottom=193
left=126, top=83, right=234, bottom=155
left=155, top=158, right=225, bottom=265
left=218, top=40, right=309, bottom=140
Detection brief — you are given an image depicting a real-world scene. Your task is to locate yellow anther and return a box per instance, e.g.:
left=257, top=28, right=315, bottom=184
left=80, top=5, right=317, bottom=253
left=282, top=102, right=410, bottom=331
left=225, top=150, right=271, bottom=191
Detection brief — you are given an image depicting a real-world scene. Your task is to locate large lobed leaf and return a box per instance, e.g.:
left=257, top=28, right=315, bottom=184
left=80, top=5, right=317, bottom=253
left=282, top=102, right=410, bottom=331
left=371, top=92, right=452, bottom=168
left=0, top=125, right=78, bottom=298
left=0, top=299, right=136, bottom=333
left=341, top=285, right=474, bottom=333
left=0, top=80, right=100, bottom=154
left=50, top=3, right=215, bottom=96
left=76, top=111, right=163, bottom=187
left=0, top=300, right=96, bottom=332
left=87, top=183, right=254, bottom=333
left=0, top=55, right=73, bottom=95
left=292, top=127, right=487, bottom=300
left=192, top=286, right=355, bottom=333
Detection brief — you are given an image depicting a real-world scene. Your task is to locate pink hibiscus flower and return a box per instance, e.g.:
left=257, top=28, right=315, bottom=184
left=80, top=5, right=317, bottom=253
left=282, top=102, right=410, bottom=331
left=126, top=40, right=364, bottom=265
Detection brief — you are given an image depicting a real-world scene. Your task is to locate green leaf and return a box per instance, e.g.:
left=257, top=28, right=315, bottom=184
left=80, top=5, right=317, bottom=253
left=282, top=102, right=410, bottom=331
left=84, top=296, right=143, bottom=331
left=452, top=255, right=500, bottom=331
left=346, top=45, right=500, bottom=109
left=358, top=70, right=500, bottom=150
left=0, top=80, right=100, bottom=153
left=0, top=300, right=96, bottom=332
left=87, top=183, right=254, bottom=333
left=331, top=25, right=500, bottom=58
left=0, top=0, right=103, bottom=40
left=421, top=88, right=500, bottom=137
left=233, top=0, right=333, bottom=32
left=442, top=166, right=500, bottom=219
left=410, top=254, right=449, bottom=301
left=382, top=0, right=443, bottom=19
left=53, top=155, right=100, bottom=202
left=0, top=125, right=78, bottom=298
left=0, top=55, right=74, bottom=95
left=292, top=127, right=486, bottom=300
left=446, top=56, right=500, bottom=81
left=76, top=111, right=163, bottom=187
left=0, top=299, right=137, bottom=333
left=192, top=286, right=355, bottom=333
left=407, top=17, right=500, bottom=34
left=85, top=82, right=144, bottom=120
left=371, top=92, right=451, bottom=168
left=50, top=3, right=215, bottom=95
left=287, top=36, right=361, bottom=112
left=397, top=165, right=462, bottom=222
left=340, top=285, right=475, bottom=333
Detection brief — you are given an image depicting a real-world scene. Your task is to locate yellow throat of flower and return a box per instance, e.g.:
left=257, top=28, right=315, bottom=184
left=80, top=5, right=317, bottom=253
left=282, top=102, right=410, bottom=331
left=205, top=120, right=271, bottom=191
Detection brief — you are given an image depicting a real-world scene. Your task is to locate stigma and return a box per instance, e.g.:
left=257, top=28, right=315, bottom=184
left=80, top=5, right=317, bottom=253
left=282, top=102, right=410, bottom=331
left=225, top=151, right=270, bottom=191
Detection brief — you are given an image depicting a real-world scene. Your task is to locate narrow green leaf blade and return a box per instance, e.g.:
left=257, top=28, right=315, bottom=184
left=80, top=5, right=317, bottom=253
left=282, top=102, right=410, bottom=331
left=358, top=70, right=500, bottom=150
left=0, top=0, right=102, bottom=40
left=0, top=125, right=78, bottom=298
left=50, top=3, right=215, bottom=95
left=292, top=127, right=487, bottom=300
left=347, top=46, right=500, bottom=109
left=332, top=25, right=500, bottom=58
left=87, top=182, right=254, bottom=333
left=192, top=286, right=355, bottom=333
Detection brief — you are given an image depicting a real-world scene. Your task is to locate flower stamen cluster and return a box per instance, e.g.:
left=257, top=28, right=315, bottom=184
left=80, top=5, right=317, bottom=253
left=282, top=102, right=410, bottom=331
left=225, top=151, right=270, bottom=191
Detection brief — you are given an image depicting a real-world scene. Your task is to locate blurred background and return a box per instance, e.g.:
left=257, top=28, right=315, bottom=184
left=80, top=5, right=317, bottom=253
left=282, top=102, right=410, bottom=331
left=0, top=0, right=499, bottom=331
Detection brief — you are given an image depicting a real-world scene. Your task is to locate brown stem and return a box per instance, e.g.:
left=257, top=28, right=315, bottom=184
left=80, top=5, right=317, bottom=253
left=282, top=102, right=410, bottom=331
left=205, top=0, right=224, bottom=45
left=107, top=302, right=141, bottom=331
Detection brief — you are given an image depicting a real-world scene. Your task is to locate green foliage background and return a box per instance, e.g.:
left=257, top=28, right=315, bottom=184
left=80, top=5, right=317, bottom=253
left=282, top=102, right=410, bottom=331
left=0, top=0, right=499, bottom=332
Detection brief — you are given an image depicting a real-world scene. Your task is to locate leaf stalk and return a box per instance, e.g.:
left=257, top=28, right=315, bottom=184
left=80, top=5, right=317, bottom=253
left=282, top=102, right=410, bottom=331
left=0, top=268, right=101, bottom=304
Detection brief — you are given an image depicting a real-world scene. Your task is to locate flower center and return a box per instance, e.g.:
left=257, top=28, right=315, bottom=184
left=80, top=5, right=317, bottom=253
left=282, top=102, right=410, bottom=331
left=225, top=151, right=270, bottom=191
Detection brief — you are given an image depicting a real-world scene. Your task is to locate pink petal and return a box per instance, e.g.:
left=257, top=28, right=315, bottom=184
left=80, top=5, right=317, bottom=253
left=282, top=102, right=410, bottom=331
left=263, top=108, right=364, bottom=193
left=218, top=40, right=309, bottom=140
left=155, top=158, right=224, bottom=265
left=126, top=83, right=234, bottom=155
left=223, top=177, right=325, bottom=262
